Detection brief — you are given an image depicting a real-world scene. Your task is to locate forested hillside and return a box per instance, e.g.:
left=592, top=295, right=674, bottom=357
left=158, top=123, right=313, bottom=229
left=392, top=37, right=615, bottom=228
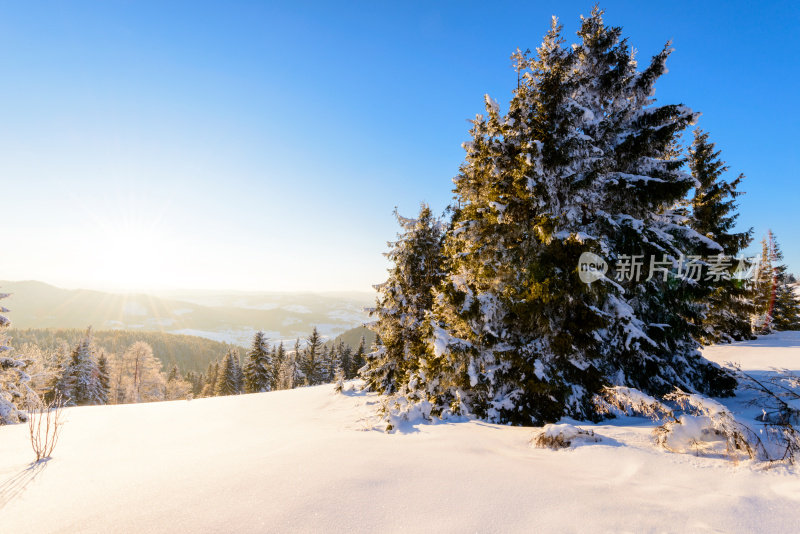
left=328, top=326, right=376, bottom=351
left=8, top=328, right=241, bottom=374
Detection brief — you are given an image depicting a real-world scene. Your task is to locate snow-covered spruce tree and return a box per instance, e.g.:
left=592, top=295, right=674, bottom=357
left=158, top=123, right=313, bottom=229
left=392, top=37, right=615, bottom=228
left=288, top=339, right=301, bottom=389
left=233, top=350, right=244, bottom=393
left=688, top=129, right=755, bottom=343
left=270, top=343, right=282, bottom=389
left=362, top=204, right=445, bottom=396
left=64, top=330, right=104, bottom=406
left=97, top=352, right=111, bottom=404
left=333, top=364, right=345, bottom=393
left=773, top=282, right=800, bottom=331
left=202, top=360, right=219, bottom=397
left=328, top=344, right=343, bottom=384
left=44, top=348, right=71, bottom=405
left=320, top=345, right=332, bottom=383
left=350, top=336, right=366, bottom=379
left=299, top=327, right=324, bottom=386
left=216, top=349, right=244, bottom=396
left=0, top=292, right=34, bottom=424
left=763, top=233, right=800, bottom=331
left=272, top=342, right=287, bottom=389
left=186, top=370, right=204, bottom=397
left=244, top=331, right=273, bottom=393
left=338, top=342, right=353, bottom=379
left=402, top=9, right=735, bottom=425
left=753, top=235, right=774, bottom=332
left=752, top=231, right=798, bottom=332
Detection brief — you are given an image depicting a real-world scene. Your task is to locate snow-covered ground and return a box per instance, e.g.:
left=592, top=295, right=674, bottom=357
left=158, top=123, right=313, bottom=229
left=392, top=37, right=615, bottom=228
left=2, top=335, right=800, bottom=533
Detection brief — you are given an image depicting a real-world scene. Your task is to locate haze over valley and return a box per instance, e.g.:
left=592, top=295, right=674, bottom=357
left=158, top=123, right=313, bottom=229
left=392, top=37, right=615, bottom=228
left=1, top=280, right=373, bottom=347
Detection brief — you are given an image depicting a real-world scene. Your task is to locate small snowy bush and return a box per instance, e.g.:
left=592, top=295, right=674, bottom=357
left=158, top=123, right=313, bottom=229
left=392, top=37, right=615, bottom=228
left=656, top=390, right=758, bottom=462
left=597, top=386, right=761, bottom=463
left=28, top=393, right=65, bottom=462
left=380, top=393, right=434, bottom=433
left=532, top=424, right=600, bottom=450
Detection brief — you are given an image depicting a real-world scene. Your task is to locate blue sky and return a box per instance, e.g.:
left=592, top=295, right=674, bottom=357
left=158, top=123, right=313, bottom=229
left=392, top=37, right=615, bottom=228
left=1, top=1, right=797, bottom=292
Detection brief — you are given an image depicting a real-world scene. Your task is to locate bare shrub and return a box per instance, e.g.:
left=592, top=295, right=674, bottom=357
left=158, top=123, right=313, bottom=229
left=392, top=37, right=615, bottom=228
left=733, top=366, right=800, bottom=464
left=27, top=394, right=64, bottom=463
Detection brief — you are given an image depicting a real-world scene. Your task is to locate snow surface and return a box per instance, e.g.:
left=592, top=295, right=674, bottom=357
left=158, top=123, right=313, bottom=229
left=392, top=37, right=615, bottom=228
left=2, top=336, right=800, bottom=532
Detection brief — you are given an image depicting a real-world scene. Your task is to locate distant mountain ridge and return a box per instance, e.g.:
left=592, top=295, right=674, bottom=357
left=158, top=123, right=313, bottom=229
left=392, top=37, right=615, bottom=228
left=0, top=280, right=373, bottom=346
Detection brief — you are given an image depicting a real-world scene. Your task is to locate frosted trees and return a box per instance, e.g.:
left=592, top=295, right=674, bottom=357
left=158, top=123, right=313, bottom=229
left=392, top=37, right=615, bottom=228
left=216, top=349, right=244, bottom=396
left=688, top=129, right=754, bottom=343
left=299, top=327, right=324, bottom=386
left=362, top=205, right=444, bottom=396
left=97, top=352, right=111, bottom=404
left=63, top=331, right=104, bottom=406
left=111, top=341, right=166, bottom=403
left=165, top=364, right=193, bottom=400
left=244, top=331, right=273, bottom=393
left=755, top=232, right=800, bottom=332
left=351, top=336, right=366, bottom=379
left=337, top=342, right=353, bottom=379
left=202, top=361, right=219, bottom=397
left=0, top=292, right=34, bottom=424
left=772, top=282, right=800, bottom=331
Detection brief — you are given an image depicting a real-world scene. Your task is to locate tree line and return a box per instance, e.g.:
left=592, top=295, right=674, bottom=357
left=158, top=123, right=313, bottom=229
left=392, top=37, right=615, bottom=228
left=1, top=309, right=369, bottom=419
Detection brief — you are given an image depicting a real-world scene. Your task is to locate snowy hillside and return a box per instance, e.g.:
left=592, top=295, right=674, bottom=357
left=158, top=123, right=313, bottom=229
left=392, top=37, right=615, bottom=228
left=2, top=335, right=800, bottom=533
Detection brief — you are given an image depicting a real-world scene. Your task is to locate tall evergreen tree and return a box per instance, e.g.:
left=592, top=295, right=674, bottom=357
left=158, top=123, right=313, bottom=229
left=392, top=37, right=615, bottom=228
left=44, top=349, right=71, bottom=405
left=0, top=291, right=33, bottom=424
left=338, top=342, right=353, bottom=380
left=688, top=128, right=755, bottom=343
left=299, top=327, right=324, bottom=386
left=233, top=349, right=244, bottom=393
left=375, top=9, right=735, bottom=425
left=244, top=331, right=273, bottom=393
left=97, top=352, right=111, bottom=404
left=202, top=361, right=219, bottom=397
left=273, top=342, right=286, bottom=390
left=363, top=204, right=445, bottom=396
left=351, top=336, right=366, bottom=379
left=320, top=345, right=332, bottom=383
left=756, top=232, right=800, bottom=331
left=773, top=281, right=800, bottom=331
left=186, top=371, right=205, bottom=396
left=289, top=339, right=301, bottom=389
left=753, top=233, right=779, bottom=332
left=216, top=349, right=243, bottom=396
left=64, top=330, right=103, bottom=406
left=167, top=364, right=179, bottom=382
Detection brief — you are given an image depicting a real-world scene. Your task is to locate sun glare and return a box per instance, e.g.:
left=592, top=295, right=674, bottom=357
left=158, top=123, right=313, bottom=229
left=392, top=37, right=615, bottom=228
left=92, top=209, right=171, bottom=293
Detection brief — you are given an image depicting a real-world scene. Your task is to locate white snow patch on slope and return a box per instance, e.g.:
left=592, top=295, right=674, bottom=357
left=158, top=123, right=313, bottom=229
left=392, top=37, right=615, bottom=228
left=1, top=336, right=800, bottom=532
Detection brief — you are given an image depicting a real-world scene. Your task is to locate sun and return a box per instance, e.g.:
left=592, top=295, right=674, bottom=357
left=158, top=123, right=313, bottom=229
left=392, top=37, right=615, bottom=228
left=92, top=208, right=171, bottom=293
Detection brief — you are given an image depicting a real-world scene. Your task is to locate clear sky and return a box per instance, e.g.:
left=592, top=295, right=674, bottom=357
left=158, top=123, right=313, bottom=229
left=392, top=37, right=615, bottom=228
left=1, top=1, right=797, bottom=293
